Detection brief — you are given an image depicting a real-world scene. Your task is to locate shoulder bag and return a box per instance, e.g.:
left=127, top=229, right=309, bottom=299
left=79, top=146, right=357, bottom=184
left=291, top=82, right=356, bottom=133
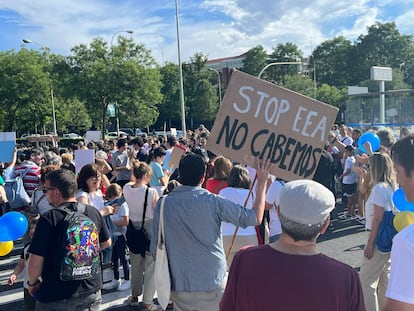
left=375, top=187, right=398, bottom=253
left=155, top=196, right=171, bottom=310
left=5, top=168, right=31, bottom=209
left=125, top=186, right=150, bottom=257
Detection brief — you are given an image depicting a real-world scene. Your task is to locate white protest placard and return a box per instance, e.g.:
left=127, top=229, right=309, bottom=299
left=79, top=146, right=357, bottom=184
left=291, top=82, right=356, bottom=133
left=207, top=70, right=339, bottom=181
left=85, top=131, right=101, bottom=142
left=0, top=132, right=16, bottom=163
left=74, top=149, right=95, bottom=174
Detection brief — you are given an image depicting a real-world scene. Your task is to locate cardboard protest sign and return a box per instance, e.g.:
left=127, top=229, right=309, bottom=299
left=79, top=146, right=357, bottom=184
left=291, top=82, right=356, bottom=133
left=167, top=145, right=186, bottom=172
left=207, top=70, right=338, bottom=181
left=0, top=132, right=16, bottom=163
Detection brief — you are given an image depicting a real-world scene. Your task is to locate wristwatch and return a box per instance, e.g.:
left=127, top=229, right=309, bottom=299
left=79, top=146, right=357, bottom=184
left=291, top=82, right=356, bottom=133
left=27, top=279, right=40, bottom=286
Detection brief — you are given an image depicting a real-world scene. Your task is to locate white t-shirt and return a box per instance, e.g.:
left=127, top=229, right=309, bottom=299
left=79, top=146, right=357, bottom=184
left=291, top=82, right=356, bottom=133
left=340, top=135, right=353, bottom=146
left=364, top=182, right=395, bottom=231
left=386, top=224, right=414, bottom=304
left=123, top=184, right=157, bottom=222
left=110, top=201, right=129, bottom=236
left=76, top=189, right=105, bottom=211
left=218, top=187, right=256, bottom=236
left=343, top=156, right=357, bottom=184
left=265, top=180, right=283, bottom=237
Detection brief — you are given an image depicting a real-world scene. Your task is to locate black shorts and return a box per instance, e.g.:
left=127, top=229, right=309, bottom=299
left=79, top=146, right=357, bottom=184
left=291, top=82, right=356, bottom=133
left=343, top=183, right=357, bottom=196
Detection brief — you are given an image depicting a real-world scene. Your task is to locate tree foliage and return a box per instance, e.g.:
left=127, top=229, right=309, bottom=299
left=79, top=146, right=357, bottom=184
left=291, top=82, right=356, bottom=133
left=241, top=45, right=269, bottom=76
left=183, top=53, right=218, bottom=127
left=349, top=22, right=414, bottom=85
left=0, top=49, right=50, bottom=134
left=311, top=36, right=352, bottom=88
left=68, top=37, right=162, bottom=136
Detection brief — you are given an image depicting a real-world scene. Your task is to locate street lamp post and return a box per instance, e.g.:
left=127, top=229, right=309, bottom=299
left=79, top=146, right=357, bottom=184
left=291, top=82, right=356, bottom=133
left=110, top=30, right=133, bottom=138
left=257, top=61, right=302, bottom=79
left=22, top=39, right=57, bottom=136
left=175, top=0, right=187, bottom=136
left=208, top=68, right=222, bottom=106
left=110, top=30, right=133, bottom=50
left=307, top=55, right=317, bottom=99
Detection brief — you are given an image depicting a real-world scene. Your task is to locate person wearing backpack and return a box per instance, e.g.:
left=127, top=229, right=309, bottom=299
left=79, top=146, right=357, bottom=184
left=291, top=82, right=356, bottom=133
left=27, top=169, right=111, bottom=310
left=359, top=152, right=397, bottom=311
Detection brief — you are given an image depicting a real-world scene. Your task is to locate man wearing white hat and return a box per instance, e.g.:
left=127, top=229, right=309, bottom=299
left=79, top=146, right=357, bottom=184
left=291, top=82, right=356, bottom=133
left=220, top=179, right=365, bottom=311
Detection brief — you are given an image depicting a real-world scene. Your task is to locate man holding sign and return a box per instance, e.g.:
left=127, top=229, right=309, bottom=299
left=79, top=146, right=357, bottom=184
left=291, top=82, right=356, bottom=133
left=150, top=153, right=271, bottom=311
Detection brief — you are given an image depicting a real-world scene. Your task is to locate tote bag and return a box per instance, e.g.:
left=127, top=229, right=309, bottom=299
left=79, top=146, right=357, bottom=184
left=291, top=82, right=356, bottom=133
left=155, top=196, right=171, bottom=310
left=5, top=168, right=31, bottom=209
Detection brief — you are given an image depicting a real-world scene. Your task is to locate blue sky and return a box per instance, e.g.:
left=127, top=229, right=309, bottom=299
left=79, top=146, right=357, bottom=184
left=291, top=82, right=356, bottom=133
left=1, top=0, right=413, bottom=64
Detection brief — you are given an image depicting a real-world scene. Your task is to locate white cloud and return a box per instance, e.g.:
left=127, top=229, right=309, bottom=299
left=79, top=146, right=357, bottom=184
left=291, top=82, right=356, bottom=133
left=0, top=0, right=413, bottom=64
left=395, top=10, right=414, bottom=35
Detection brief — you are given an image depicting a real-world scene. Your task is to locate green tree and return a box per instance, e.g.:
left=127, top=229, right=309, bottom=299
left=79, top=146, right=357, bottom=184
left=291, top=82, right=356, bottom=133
left=241, top=45, right=269, bottom=77
left=311, top=36, right=352, bottom=88
left=58, top=98, right=92, bottom=134
left=317, top=84, right=347, bottom=110
left=0, top=49, right=51, bottom=133
left=350, top=22, right=414, bottom=85
left=157, top=62, right=181, bottom=129
left=266, top=43, right=303, bottom=84
left=184, top=53, right=218, bottom=128
left=283, top=74, right=316, bottom=98
left=68, top=37, right=162, bottom=136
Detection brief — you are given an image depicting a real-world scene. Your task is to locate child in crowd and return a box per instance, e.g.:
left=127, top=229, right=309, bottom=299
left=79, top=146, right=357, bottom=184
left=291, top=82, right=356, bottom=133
left=339, top=145, right=358, bottom=218
left=8, top=216, right=40, bottom=311
left=103, top=183, right=130, bottom=291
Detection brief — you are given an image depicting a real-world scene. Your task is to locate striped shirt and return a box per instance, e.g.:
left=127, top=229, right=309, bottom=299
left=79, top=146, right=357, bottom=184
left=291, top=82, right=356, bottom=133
left=14, top=161, right=41, bottom=197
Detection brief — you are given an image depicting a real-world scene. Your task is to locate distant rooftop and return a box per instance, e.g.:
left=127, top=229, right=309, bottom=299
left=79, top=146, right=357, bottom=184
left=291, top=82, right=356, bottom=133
left=206, top=52, right=248, bottom=70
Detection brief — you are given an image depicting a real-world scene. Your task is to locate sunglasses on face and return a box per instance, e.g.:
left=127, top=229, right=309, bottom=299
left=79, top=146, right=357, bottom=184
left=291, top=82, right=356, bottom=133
left=42, top=187, right=57, bottom=193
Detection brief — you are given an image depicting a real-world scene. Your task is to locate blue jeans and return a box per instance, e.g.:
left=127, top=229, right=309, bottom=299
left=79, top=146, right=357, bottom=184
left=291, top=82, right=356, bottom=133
left=35, top=291, right=101, bottom=311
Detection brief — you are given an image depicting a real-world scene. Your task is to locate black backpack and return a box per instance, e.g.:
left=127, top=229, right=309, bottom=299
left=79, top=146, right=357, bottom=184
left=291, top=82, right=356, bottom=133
left=57, top=202, right=101, bottom=281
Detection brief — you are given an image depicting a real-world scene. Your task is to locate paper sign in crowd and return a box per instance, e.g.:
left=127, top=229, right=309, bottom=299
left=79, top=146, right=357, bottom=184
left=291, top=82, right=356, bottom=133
left=208, top=70, right=338, bottom=181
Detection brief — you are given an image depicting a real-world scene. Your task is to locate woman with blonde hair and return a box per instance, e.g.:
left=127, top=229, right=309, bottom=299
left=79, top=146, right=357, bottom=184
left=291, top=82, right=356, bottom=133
left=359, top=152, right=397, bottom=311
left=123, top=160, right=160, bottom=310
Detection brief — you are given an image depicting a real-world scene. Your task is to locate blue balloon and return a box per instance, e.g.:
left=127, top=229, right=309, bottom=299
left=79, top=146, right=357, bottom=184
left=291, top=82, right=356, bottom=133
left=358, top=132, right=380, bottom=153
left=0, top=212, right=28, bottom=242
left=393, top=188, right=414, bottom=212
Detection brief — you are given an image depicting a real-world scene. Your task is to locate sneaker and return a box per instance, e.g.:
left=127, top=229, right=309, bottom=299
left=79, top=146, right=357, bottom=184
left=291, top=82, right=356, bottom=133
left=117, top=279, right=131, bottom=291
left=103, top=279, right=121, bottom=290
left=355, top=216, right=366, bottom=225
left=143, top=304, right=162, bottom=311
left=128, top=296, right=140, bottom=307
left=338, top=213, right=352, bottom=220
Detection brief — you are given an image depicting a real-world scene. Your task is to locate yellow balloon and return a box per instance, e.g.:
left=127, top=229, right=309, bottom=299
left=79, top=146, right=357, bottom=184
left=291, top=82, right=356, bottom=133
left=394, top=212, right=414, bottom=232
left=0, top=241, right=14, bottom=256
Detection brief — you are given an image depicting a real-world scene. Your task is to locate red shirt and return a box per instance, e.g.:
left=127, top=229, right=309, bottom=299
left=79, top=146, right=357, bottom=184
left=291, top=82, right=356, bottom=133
left=205, top=178, right=228, bottom=194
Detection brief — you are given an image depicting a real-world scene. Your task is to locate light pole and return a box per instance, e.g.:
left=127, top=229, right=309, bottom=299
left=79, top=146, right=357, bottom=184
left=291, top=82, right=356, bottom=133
left=257, top=62, right=302, bottom=79
left=309, top=55, right=317, bottom=99
left=208, top=68, right=222, bottom=106
left=110, top=30, right=133, bottom=138
left=175, top=0, right=187, bottom=136
left=22, top=39, right=57, bottom=136
left=110, top=30, right=133, bottom=49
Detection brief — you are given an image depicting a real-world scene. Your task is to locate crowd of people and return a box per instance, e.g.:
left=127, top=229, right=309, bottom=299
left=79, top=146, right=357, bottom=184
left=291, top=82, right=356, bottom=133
left=1, top=123, right=414, bottom=310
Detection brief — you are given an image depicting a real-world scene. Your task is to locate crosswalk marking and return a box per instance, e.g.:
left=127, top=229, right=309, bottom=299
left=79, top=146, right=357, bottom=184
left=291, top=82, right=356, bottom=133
left=0, top=242, right=139, bottom=310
